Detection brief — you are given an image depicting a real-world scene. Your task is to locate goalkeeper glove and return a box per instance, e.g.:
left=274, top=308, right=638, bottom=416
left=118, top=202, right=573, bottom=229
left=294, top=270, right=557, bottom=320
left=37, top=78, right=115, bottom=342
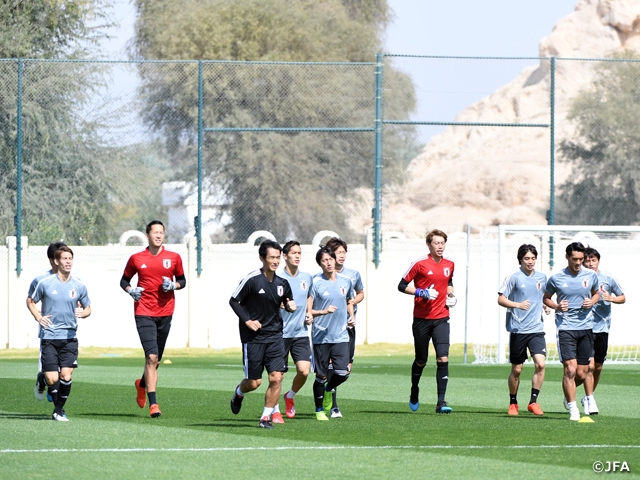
left=162, top=276, right=176, bottom=292
left=446, top=294, right=457, bottom=307
left=415, top=287, right=438, bottom=300
left=128, top=287, right=144, bottom=301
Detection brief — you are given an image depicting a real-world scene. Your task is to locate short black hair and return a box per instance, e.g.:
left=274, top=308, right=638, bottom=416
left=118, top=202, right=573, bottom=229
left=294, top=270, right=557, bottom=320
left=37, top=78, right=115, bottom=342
left=146, top=220, right=165, bottom=234
left=259, top=240, right=282, bottom=258
left=47, top=241, right=67, bottom=260
left=516, top=244, right=537, bottom=263
left=566, top=242, right=585, bottom=256
left=283, top=240, right=301, bottom=255
left=315, top=246, right=336, bottom=265
left=584, top=246, right=600, bottom=260
left=325, top=237, right=347, bottom=253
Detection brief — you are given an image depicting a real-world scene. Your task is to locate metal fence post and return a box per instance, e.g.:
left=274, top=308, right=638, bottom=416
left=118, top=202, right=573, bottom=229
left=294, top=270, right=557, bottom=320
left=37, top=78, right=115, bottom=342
left=196, top=60, right=203, bottom=276
left=549, top=56, right=556, bottom=269
left=15, top=59, right=23, bottom=276
left=373, top=53, right=383, bottom=268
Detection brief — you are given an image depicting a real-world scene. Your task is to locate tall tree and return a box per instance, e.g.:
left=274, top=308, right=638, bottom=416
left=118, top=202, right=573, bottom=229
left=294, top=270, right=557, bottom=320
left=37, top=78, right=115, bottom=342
left=557, top=53, right=640, bottom=225
left=132, top=0, right=418, bottom=242
left=0, top=1, right=166, bottom=245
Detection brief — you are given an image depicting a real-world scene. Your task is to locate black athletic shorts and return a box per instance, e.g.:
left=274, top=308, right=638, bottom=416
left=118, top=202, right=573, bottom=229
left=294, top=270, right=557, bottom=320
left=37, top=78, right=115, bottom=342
left=40, top=338, right=78, bottom=372
left=412, top=317, right=450, bottom=364
left=557, top=329, right=594, bottom=365
left=593, top=332, right=609, bottom=364
left=509, top=332, right=546, bottom=365
left=283, top=336, right=312, bottom=372
left=313, top=342, right=350, bottom=378
left=135, top=315, right=172, bottom=359
left=243, top=338, right=286, bottom=380
left=348, top=325, right=356, bottom=364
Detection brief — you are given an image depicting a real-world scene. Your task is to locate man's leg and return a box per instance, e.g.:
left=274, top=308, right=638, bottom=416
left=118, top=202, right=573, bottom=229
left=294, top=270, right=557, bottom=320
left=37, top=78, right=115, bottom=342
left=433, top=319, right=451, bottom=413
left=526, top=334, right=546, bottom=415
left=410, top=318, right=430, bottom=411
left=332, top=325, right=356, bottom=412
left=593, top=362, right=604, bottom=390
left=508, top=363, right=522, bottom=415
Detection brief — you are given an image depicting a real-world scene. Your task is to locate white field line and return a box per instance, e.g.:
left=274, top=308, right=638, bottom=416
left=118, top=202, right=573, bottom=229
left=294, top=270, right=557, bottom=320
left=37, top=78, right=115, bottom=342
left=2, top=444, right=639, bottom=454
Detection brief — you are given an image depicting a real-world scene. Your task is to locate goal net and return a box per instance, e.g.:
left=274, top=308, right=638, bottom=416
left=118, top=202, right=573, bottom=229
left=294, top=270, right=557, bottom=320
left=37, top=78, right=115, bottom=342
left=471, top=225, right=640, bottom=364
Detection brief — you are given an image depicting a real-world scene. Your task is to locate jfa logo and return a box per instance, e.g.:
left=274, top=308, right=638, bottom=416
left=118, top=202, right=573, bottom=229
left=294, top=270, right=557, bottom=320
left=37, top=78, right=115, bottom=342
left=163, top=259, right=172, bottom=269
left=277, top=286, right=284, bottom=296
left=300, top=280, right=307, bottom=291
left=582, top=279, right=589, bottom=288
left=340, top=286, right=346, bottom=296
left=536, top=281, right=542, bottom=290
left=444, top=268, right=450, bottom=277
left=69, top=289, right=77, bottom=299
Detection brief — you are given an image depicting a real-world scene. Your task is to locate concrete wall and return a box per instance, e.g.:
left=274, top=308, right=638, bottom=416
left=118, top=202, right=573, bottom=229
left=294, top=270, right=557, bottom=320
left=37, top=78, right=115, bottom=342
left=2, top=234, right=638, bottom=351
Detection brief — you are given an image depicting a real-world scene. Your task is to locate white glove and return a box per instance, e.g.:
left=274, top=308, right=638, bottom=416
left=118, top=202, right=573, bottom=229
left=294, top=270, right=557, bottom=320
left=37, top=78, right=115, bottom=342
left=446, top=294, right=457, bottom=308
left=162, top=276, right=176, bottom=292
left=128, top=287, right=144, bottom=301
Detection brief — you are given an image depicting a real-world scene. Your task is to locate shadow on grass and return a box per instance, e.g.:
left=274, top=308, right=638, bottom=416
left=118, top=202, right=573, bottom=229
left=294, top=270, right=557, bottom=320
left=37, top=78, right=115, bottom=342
left=0, top=412, right=51, bottom=420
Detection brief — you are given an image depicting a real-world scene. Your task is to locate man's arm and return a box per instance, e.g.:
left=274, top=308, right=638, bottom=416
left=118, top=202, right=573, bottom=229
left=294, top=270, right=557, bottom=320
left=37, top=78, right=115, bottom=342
left=229, top=296, right=261, bottom=331
left=26, top=296, right=52, bottom=327
left=397, top=278, right=416, bottom=295
left=498, top=294, right=530, bottom=310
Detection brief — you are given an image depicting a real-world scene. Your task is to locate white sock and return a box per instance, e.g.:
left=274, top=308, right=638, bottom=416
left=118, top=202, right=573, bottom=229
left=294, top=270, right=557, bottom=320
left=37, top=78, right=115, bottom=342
left=285, top=390, right=296, bottom=399
left=587, top=395, right=595, bottom=402
left=567, top=401, right=578, bottom=412
left=261, top=406, right=274, bottom=418
left=236, top=386, right=244, bottom=397
left=273, top=404, right=280, bottom=413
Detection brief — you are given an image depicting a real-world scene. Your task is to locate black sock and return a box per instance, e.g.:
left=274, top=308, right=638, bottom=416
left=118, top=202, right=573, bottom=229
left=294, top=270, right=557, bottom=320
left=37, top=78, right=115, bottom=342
left=313, top=379, right=325, bottom=410
left=332, top=389, right=338, bottom=410
left=326, top=373, right=348, bottom=392
left=530, top=388, right=540, bottom=404
left=148, top=391, right=157, bottom=405
left=436, top=361, right=449, bottom=403
left=139, top=374, right=146, bottom=389
left=411, top=361, right=425, bottom=387
left=48, top=380, right=60, bottom=404
left=55, top=379, right=72, bottom=412
left=510, top=394, right=518, bottom=405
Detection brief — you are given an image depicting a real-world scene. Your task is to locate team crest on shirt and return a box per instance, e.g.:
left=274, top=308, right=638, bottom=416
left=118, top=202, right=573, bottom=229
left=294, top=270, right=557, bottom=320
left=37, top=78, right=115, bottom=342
left=277, top=286, right=284, bottom=296
left=300, top=280, right=307, bottom=291
left=582, top=279, right=588, bottom=288
left=536, top=281, right=542, bottom=290
left=69, top=289, right=77, bottom=299
left=340, top=286, right=346, bottom=296
left=163, top=259, right=172, bottom=269
left=444, top=268, right=450, bottom=277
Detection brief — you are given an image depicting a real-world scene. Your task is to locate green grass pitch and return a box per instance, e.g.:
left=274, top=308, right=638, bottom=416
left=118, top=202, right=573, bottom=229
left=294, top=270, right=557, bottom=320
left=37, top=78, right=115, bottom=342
left=1, top=346, right=639, bottom=479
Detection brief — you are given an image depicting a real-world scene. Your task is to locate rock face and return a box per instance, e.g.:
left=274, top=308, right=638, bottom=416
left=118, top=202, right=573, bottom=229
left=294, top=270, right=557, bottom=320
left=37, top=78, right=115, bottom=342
left=367, top=0, right=640, bottom=238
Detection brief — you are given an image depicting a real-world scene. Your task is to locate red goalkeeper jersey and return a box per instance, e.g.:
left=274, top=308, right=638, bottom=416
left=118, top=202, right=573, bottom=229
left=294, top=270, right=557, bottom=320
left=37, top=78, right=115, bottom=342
left=403, top=254, right=455, bottom=320
left=123, top=246, right=185, bottom=317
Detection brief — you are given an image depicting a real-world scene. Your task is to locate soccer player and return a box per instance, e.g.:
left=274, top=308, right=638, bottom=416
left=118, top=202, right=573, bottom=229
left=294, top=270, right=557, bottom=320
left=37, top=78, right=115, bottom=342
left=324, top=237, right=364, bottom=418
left=28, top=241, right=67, bottom=405
left=543, top=242, right=599, bottom=421
left=27, top=246, right=91, bottom=421
left=279, top=240, right=314, bottom=419
left=397, top=229, right=456, bottom=414
left=581, top=247, right=626, bottom=414
left=307, top=246, right=355, bottom=421
left=229, top=240, right=297, bottom=429
left=120, top=220, right=186, bottom=418
left=497, top=244, right=547, bottom=416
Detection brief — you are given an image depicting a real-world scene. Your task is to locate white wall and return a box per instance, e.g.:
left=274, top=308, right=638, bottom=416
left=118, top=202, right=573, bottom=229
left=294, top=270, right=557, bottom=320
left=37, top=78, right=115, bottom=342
left=2, top=234, right=638, bottom=351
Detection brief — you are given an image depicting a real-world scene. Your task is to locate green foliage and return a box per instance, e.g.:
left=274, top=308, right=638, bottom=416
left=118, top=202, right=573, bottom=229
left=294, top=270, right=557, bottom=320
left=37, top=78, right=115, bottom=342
left=0, top=1, right=171, bottom=245
left=0, top=0, right=113, bottom=59
left=558, top=53, right=640, bottom=225
left=132, top=0, right=418, bottom=242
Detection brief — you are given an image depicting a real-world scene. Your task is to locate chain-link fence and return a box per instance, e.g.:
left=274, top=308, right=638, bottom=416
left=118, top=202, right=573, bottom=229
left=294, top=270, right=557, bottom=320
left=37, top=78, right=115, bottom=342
left=2, top=55, right=639, bottom=272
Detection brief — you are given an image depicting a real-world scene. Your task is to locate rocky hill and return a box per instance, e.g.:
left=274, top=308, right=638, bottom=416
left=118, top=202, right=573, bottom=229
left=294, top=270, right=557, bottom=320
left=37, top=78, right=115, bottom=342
left=353, top=0, right=640, bottom=238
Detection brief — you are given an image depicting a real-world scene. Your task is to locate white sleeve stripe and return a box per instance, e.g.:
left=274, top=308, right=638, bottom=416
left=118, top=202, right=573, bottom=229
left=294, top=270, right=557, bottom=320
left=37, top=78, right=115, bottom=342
left=231, top=270, right=261, bottom=298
